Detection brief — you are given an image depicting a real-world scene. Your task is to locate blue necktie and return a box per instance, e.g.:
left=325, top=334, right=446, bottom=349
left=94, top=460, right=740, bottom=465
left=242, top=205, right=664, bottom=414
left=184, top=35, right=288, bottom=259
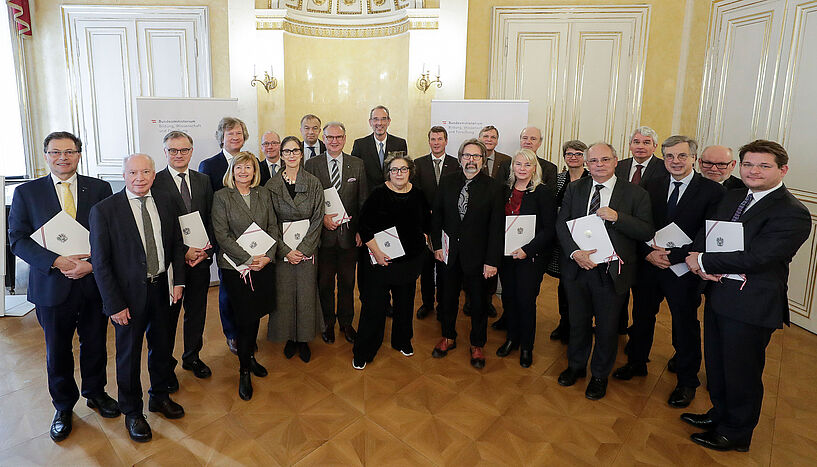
left=666, top=181, right=682, bottom=219
left=731, top=193, right=754, bottom=221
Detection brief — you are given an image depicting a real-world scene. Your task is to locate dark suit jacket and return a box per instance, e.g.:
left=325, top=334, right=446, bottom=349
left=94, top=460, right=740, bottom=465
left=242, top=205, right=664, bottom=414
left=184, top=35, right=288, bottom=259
left=503, top=184, right=557, bottom=259
left=615, top=156, right=669, bottom=187
left=89, top=189, right=186, bottom=316
left=258, top=158, right=281, bottom=186
left=304, top=153, right=368, bottom=249
left=303, top=140, right=327, bottom=160
left=538, top=158, right=559, bottom=192
left=8, top=175, right=112, bottom=307
left=723, top=175, right=746, bottom=190
left=431, top=171, right=504, bottom=273
left=556, top=176, right=655, bottom=294
left=152, top=167, right=215, bottom=267
left=413, top=153, right=460, bottom=207
left=695, top=185, right=811, bottom=328
left=639, top=173, right=726, bottom=265
left=198, top=151, right=229, bottom=193
left=484, top=151, right=512, bottom=183
left=351, top=133, right=408, bottom=195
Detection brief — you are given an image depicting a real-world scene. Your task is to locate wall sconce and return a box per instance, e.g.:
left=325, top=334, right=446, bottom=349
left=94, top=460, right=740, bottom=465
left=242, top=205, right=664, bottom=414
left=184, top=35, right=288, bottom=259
left=251, top=65, right=278, bottom=92
left=416, top=64, right=442, bottom=93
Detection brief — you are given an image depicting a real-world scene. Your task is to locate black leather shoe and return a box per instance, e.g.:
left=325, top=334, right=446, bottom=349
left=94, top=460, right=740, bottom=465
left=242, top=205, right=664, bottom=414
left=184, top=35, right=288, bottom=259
left=182, top=358, right=212, bottom=379
left=125, top=414, right=152, bottom=442
left=50, top=410, right=72, bottom=442
left=249, top=355, right=268, bottom=377
left=668, top=386, right=696, bottom=408
left=585, top=377, right=608, bottom=400
left=299, top=342, right=311, bottom=363
left=238, top=370, right=253, bottom=401
left=167, top=372, right=180, bottom=393
left=148, top=397, right=185, bottom=419
left=87, top=393, right=121, bottom=418
left=519, top=350, right=532, bottom=368
left=490, top=315, right=506, bottom=330
left=470, top=347, right=486, bottom=370
left=226, top=338, right=238, bottom=355
left=416, top=305, right=430, bottom=320
left=557, top=367, right=586, bottom=387
left=321, top=326, right=335, bottom=344
left=284, top=340, right=297, bottom=359
left=340, top=325, right=357, bottom=344
left=486, top=303, right=498, bottom=318
left=667, top=354, right=677, bottom=373
left=690, top=431, right=749, bottom=452
left=612, top=363, right=648, bottom=380
left=681, top=412, right=715, bottom=430
left=495, top=340, right=518, bottom=357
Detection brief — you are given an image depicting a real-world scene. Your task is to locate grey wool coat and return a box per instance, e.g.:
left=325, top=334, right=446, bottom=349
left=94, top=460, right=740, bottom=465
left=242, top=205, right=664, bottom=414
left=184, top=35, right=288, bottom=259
left=265, top=169, right=325, bottom=343
left=211, top=186, right=279, bottom=270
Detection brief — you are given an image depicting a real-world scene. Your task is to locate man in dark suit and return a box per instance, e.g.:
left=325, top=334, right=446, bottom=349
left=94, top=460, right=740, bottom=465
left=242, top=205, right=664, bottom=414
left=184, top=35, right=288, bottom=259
left=90, top=154, right=187, bottom=442
left=198, top=116, right=247, bottom=353
left=431, top=138, right=504, bottom=369
left=351, top=105, right=409, bottom=195
left=683, top=140, right=810, bottom=452
left=413, top=126, right=459, bottom=320
left=153, top=131, right=215, bottom=388
left=480, top=125, right=512, bottom=182
left=8, top=131, right=119, bottom=442
left=699, top=145, right=746, bottom=190
left=305, top=121, right=367, bottom=344
left=613, top=136, right=725, bottom=409
left=519, top=126, right=558, bottom=192
left=555, top=142, right=654, bottom=400
left=301, top=114, right=327, bottom=160
left=258, top=130, right=281, bottom=185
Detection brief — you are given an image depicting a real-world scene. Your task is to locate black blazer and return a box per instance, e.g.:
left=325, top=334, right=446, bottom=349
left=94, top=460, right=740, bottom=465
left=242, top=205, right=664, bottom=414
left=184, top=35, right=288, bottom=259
left=8, top=175, right=112, bottom=307
left=304, top=153, right=368, bottom=249
left=152, top=167, right=215, bottom=267
left=694, top=185, right=811, bottom=328
left=538, top=158, right=559, bottom=193
left=303, top=140, right=327, bottom=160
left=351, top=133, right=408, bottom=195
left=89, top=189, right=186, bottom=316
left=615, top=156, right=669, bottom=187
left=639, top=173, right=726, bottom=264
left=258, top=159, right=281, bottom=186
left=431, top=171, right=504, bottom=273
left=413, top=153, right=460, bottom=206
left=198, top=151, right=229, bottom=193
left=723, top=175, right=746, bottom=190
left=556, top=176, right=655, bottom=294
left=503, top=184, right=557, bottom=259
left=483, top=151, right=512, bottom=183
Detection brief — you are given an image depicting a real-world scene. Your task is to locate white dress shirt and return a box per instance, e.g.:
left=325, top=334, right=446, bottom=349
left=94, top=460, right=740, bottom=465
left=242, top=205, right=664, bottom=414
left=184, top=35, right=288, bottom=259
left=126, top=189, right=166, bottom=275
left=629, top=156, right=653, bottom=182
left=667, top=170, right=695, bottom=203
left=305, top=142, right=321, bottom=159
left=326, top=152, right=344, bottom=180
left=374, top=134, right=388, bottom=166
left=51, top=173, right=78, bottom=212
left=167, top=165, right=191, bottom=198
left=586, top=175, right=618, bottom=215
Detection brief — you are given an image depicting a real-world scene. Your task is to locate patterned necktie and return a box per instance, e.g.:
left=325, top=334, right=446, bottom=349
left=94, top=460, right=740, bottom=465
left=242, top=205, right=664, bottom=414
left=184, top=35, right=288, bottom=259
left=588, top=184, right=604, bottom=215
left=378, top=141, right=385, bottom=168
left=330, top=158, right=341, bottom=191
left=433, top=158, right=442, bottom=184
left=178, top=173, right=192, bottom=213
left=308, top=147, right=316, bottom=159
left=458, top=179, right=472, bottom=220
left=666, top=181, right=683, bottom=219
left=631, top=164, right=643, bottom=185
left=731, top=193, right=754, bottom=221
left=137, top=196, right=160, bottom=276
left=59, top=182, right=76, bottom=219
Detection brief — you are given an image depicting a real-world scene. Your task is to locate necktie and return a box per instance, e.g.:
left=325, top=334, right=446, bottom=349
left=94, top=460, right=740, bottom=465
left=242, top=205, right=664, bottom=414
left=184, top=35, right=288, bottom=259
left=487, top=156, right=494, bottom=177
left=666, top=181, right=683, bottom=219
left=631, top=164, right=643, bottom=185
left=730, top=193, right=754, bottom=221
left=270, top=162, right=277, bottom=176
left=378, top=141, right=385, bottom=168
left=178, top=173, right=192, bottom=213
left=308, top=146, right=316, bottom=159
left=433, top=158, right=442, bottom=184
left=458, top=179, right=472, bottom=220
left=330, top=158, right=341, bottom=191
left=588, top=184, right=604, bottom=215
left=59, top=182, right=76, bottom=219
left=137, top=196, right=160, bottom=276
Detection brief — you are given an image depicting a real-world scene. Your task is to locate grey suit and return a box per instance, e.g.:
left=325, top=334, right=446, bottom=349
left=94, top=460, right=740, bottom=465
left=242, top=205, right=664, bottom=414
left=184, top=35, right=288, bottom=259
left=265, top=171, right=325, bottom=343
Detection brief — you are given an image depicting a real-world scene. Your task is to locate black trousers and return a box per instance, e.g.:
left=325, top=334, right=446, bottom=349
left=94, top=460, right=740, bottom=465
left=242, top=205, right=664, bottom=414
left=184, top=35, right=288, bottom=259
left=555, top=279, right=570, bottom=329
left=704, top=308, right=773, bottom=444
left=169, top=264, right=210, bottom=368
left=564, top=268, right=626, bottom=377
left=499, top=257, right=544, bottom=350
left=630, top=269, right=702, bottom=388
left=440, top=259, right=488, bottom=347
left=318, top=245, right=357, bottom=329
left=419, top=249, right=445, bottom=311
left=113, top=274, right=173, bottom=416
left=35, top=283, right=108, bottom=411
left=221, top=267, right=271, bottom=370
left=353, top=267, right=417, bottom=362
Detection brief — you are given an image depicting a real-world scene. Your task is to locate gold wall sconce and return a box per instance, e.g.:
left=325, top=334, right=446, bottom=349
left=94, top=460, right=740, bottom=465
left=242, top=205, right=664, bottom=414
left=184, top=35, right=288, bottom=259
left=416, top=64, right=442, bottom=93
left=251, top=66, right=278, bottom=92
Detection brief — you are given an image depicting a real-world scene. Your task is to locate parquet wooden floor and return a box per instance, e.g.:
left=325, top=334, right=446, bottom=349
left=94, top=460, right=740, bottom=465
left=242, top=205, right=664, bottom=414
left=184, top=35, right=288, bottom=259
left=1, top=276, right=816, bottom=466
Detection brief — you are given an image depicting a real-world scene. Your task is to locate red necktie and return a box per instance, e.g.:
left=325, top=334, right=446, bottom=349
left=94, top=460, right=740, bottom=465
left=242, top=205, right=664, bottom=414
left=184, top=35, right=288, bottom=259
left=631, top=164, right=643, bottom=185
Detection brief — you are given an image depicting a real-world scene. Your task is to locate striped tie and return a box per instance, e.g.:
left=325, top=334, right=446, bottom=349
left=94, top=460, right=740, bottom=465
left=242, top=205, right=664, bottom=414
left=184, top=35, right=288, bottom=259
left=588, top=184, right=603, bottom=215
left=330, top=158, right=341, bottom=191
left=59, top=182, right=76, bottom=219
left=730, top=193, right=754, bottom=221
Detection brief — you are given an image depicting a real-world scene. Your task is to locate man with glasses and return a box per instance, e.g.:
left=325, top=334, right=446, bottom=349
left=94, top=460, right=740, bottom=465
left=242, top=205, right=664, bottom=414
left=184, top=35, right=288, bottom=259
left=431, top=138, right=504, bottom=369
left=305, top=122, right=367, bottom=345
left=351, top=105, right=408, bottom=196
left=8, top=131, right=118, bottom=442
left=699, top=145, right=746, bottom=189
left=259, top=130, right=282, bottom=185
left=301, top=114, right=327, bottom=160
left=555, top=142, right=654, bottom=400
left=153, top=131, right=215, bottom=390
left=614, top=136, right=725, bottom=409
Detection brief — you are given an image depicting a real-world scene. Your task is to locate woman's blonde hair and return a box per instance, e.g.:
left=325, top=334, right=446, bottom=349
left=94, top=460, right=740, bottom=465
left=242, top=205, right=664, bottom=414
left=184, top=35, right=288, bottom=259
left=506, top=149, right=542, bottom=191
left=223, top=151, right=261, bottom=188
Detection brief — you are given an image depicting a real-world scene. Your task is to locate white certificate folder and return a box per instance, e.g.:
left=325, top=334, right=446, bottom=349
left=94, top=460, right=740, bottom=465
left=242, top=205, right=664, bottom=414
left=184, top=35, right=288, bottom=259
left=505, top=215, right=535, bottom=255
left=705, top=220, right=745, bottom=282
left=282, top=219, right=310, bottom=250
left=235, top=222, right=276, bottom=256
left=31, top=210, right=90, bottom=256
left=370, top=227, right=406, bottom=264
left=178, top=211, right=209, bottom=249
left=566, top=214, right=615, bottom=264
left=323, top=187, right=350, bottom=224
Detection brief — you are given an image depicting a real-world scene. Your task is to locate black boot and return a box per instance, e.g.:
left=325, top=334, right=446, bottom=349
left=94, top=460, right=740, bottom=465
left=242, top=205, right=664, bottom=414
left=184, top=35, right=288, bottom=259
left=238, top=370, right=253, bottom=401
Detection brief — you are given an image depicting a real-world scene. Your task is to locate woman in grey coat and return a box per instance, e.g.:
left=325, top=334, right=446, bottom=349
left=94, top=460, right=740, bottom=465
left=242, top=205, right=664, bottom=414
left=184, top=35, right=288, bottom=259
left=266, top=135, right=325, bottom=362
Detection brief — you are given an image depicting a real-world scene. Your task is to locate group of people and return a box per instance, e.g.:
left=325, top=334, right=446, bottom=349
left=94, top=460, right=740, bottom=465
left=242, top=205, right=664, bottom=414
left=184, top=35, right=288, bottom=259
left=8, top=106, right=810, bottom=454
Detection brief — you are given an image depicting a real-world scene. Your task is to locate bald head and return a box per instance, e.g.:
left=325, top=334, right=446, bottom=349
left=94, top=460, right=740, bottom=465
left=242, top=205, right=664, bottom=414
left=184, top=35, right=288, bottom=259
left=261, top=130, right=281, bottom=163
left=520, top=127, right=543, bottom=153
left=123, top=153, right=156, bottom=196
left=699, top=145, right=736, bottom=183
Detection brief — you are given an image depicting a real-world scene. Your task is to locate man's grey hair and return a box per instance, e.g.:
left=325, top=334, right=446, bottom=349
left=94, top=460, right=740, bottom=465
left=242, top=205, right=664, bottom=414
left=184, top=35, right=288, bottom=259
left=163, top=130, right=193, bottom=146
left=585, top=142, right=618, bottom=159
left=369, top=105, right=390, bottom=119
left=122, top=153, right=155, bottom=172
left=519, top=126, right=543, bottom=139
left=661, top=135, right=698, bottom=156
left=323, top=121, right=346, bottom=134
left=701, top=145, right=734, bottom=160
left=630, top=126, right=659, bottom=145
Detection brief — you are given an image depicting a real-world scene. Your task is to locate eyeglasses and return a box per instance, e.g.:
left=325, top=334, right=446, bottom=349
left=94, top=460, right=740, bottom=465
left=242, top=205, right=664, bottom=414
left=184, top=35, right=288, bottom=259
left=388, top=166, right=409, bottom=174
left=665, top=153, right=691, bottom=162
left=260, top=141, right=280, bottom=147
left=586, top=157, right=615, bottom=165
left=740, top=162, right=777, bottom=170
left=564, top=152, right=584, bottom=159
left=461, top=153, right=482, bottom=160
left=46, top=150, right=80, bottom=157
left=165, top=147, right=192, bottom=156
left=281, top=148, right=302, bottom=156
left=699, top=160, right=731, bottom=169
left=324, top=135, right=345, bottom=141
left=370, top=117, right=389, bottom=123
